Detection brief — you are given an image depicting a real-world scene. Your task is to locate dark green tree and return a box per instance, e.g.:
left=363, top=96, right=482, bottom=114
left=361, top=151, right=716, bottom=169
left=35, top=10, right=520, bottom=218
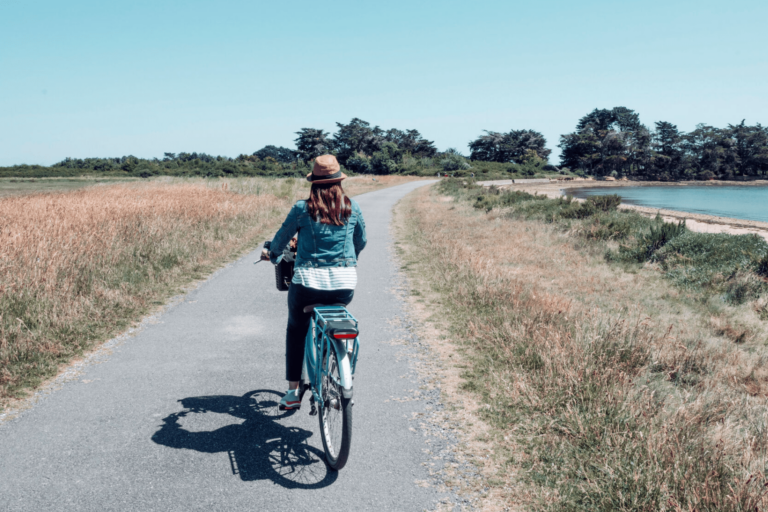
left=121, top=156, right=139, bottom=173
left=468, top=129, right=550, bottom=162
left=253, top=145, right=297, bottom=164
left=384, top=128, right=437, bottom=157
left=332, top=118, right=383, bottom=164
left=682, top=125, right=738, bottom=179
left=294, top=128, right=333, bottom=162
left=559, top=128, right=600, bottom=173
left=729, top=121, right=768, bottom=176
left=649, top=122, right=683, bottom=180
left=332, top=118, right=437, bottom=164
left=468, top=131, right=505, bottom=161
left=559, top=107, right=648, bottom=176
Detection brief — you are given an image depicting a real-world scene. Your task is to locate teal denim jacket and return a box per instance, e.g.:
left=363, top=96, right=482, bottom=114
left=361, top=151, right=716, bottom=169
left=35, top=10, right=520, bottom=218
left=269, top=198, right=366, bottom=268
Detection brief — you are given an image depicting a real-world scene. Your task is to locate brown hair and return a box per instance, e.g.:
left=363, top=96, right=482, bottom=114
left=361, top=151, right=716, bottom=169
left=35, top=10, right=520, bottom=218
left=307, top=182, right=352, bottom=226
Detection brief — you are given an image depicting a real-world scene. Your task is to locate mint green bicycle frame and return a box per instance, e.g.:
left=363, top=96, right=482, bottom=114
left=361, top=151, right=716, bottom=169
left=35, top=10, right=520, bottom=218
left=302, top=306, right=359, bottom=404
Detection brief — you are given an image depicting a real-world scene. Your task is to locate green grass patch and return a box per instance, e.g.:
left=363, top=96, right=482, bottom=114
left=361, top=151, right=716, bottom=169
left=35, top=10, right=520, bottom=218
left=439, top=178, right=768, bottom=302
left=397, top=184, right=768, bottom=510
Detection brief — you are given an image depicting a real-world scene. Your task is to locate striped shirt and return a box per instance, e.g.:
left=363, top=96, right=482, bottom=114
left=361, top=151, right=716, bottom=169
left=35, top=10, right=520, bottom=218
left=292, top=267, right=357, bottom=290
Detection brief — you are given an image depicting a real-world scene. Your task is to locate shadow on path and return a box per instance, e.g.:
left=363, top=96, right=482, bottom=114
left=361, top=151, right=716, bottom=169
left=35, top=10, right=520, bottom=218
left=152, top=389, right=336, bottom=489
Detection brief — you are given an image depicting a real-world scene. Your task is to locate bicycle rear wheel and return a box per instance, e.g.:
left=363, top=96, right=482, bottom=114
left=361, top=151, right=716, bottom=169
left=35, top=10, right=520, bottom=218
left=318, top=350, right=352, bottom=470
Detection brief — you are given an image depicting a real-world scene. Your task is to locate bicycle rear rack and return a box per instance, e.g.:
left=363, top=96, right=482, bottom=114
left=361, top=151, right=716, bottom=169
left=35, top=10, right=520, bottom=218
left=313, top=306, right=359, bottom=373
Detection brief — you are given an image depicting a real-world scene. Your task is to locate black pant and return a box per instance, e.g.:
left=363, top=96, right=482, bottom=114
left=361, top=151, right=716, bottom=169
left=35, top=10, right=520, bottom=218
left=285, top=283, right=354, bottom=381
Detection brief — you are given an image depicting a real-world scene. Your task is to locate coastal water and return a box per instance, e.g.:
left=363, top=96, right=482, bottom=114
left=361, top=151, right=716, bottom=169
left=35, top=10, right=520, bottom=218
left=566, top=185, right=768, bottom=223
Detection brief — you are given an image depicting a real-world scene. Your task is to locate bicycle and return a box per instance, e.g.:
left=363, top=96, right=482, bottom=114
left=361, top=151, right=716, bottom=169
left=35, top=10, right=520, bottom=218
left=299, top=304, right=359, bottom=470
left=259, top=241, right=360, bottom=471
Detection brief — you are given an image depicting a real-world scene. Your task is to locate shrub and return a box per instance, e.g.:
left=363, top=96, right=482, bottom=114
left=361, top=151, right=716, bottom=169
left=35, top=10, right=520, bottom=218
left=437, top=177, right=481, bottom=197
left=606, top=217, right=686, bottom=263
left=756, top=254, right=768, bottom=277
left=580, top=213, right=633, bottom=241
left=558, top=194, right=620, bottom=220
left=655, top=232, right=765, bottom=268
left=514, top=150, right=547, bottom=177
left=616, top=220, right=687, bottom=263
left=654, top=232, right=768, bottom=292
left=474, top=195, right=497, bottom=212
left=644, top=220, right=687, bottom=259
left=136, top=164, right=157, bottom=179
left=586, top=194, right=621, bottom=212
left=441, top=153, right=471, bottom=172
left=513, top=196, right=572, bottom=221
left=345, top=154, right=372, bottom=174
left=560, top=200, right=597, bottom=219
left=722, top=271, right=766, bottom=305
left=370, top=142, right=402, bottom=174
left=498, top=190, right=541, bottom=205
left=473, top=189, right=542, bottom=212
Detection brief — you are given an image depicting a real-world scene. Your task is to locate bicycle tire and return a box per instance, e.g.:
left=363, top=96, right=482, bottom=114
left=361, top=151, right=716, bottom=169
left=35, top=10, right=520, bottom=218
left=318, top=350, right=352, bottom=470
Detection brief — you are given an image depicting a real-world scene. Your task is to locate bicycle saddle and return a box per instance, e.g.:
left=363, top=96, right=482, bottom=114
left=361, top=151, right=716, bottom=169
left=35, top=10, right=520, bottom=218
left=302, top=303, right=346, bottom=313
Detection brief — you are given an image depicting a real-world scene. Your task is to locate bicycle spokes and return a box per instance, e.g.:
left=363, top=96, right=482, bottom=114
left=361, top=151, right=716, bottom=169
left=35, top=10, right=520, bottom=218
left=302, top=305, right=357, bottom=470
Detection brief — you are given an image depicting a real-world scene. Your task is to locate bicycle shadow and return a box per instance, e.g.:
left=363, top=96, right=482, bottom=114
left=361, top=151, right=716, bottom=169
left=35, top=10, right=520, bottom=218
left=151, top=389, right=337, bottom=489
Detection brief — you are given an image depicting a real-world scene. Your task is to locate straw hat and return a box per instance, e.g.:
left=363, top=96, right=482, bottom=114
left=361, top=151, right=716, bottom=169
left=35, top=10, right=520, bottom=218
left=306, top=155, right=346, bottom=184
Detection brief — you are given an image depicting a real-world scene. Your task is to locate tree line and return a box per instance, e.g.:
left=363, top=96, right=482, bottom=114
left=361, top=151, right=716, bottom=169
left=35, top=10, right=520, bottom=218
left=0, top=118, right=477, bottom=179
left=2, top=111, right=766, bottom=181
left=293, top=118, right=441, bottom=174
left=558, top=107, right=768, bottom=180
left=2, top=153, right=303, bottom=179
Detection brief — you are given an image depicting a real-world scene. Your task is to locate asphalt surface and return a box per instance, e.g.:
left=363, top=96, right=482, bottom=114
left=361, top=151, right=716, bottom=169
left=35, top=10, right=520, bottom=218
left=0, top=180, right=448, bottom=512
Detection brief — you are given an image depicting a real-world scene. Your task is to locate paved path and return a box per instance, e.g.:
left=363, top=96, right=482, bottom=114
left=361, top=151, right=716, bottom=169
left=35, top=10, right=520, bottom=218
left=0, top=181, right=446, bottom=511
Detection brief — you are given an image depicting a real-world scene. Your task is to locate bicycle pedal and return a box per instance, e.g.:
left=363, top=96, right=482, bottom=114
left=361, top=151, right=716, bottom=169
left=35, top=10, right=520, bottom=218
left=309, top=404, right=318, bottom=416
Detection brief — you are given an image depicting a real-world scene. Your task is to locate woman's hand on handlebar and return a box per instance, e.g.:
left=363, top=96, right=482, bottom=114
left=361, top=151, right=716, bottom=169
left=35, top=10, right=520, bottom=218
left=260, top=249, right=270, bottom=261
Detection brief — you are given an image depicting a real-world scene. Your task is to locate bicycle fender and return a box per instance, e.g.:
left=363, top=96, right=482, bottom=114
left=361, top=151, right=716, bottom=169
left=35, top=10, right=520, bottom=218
left=330, top=338, right=354, bottom=399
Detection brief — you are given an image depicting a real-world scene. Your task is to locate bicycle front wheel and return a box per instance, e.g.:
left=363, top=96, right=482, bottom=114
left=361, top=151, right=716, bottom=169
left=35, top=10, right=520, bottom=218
left=319, top=350, right=352, bottom=470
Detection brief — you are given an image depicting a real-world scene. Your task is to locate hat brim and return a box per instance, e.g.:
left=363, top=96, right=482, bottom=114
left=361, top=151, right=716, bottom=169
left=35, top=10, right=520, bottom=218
left=306, top=172, right=347, bottom=184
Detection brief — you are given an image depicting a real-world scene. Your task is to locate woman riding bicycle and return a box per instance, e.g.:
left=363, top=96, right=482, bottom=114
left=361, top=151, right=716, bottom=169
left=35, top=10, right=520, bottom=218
left=262, top=155, right=367, bottom=410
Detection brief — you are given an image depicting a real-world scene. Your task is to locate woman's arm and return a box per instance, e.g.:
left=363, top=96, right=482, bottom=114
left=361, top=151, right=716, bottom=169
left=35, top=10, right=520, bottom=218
left=353, top=207, right=367, bottom=257
left=269, top=203, right=301, bottom=264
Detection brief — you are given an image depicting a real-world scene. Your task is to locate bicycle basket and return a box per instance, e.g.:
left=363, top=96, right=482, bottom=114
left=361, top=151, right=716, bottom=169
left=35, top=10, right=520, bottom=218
left=265, top=239, right=297, bottom=292
left=275, top=259, right=294, bottom=291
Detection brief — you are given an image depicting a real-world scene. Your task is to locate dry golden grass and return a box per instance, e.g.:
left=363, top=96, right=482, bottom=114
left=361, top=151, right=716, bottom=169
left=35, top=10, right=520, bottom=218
left=0, top=182, right=285, bottom=400
left=397, top=185, right=768, bottom=511
left=0, top=175, right=423, bottom=404
left=188, top=174, right=427, bottom=198
left=2, top=183, right=278, bottom=290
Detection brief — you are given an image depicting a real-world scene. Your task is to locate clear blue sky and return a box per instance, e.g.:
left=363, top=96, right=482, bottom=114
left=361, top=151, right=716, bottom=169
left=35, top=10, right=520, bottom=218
left=1, top=0, right=766, bottom=166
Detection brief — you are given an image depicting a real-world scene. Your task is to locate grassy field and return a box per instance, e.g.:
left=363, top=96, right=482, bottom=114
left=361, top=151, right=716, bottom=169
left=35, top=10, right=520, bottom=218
left=0, top=175, right=420, bottom=406
left=0, top=174, right=420, bottom=198
left=0, top=177, right=140, bottom=197
left=395, top=181, right=768, bottom=510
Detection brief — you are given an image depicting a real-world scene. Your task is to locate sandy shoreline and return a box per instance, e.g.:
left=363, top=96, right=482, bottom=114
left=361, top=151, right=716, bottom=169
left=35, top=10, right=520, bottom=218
left=478, top=179, right=768, bottom=241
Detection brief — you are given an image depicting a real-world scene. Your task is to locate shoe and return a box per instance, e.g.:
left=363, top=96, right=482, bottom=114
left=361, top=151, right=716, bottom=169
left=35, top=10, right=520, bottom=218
left=279, top=389, right=302, bottom=410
